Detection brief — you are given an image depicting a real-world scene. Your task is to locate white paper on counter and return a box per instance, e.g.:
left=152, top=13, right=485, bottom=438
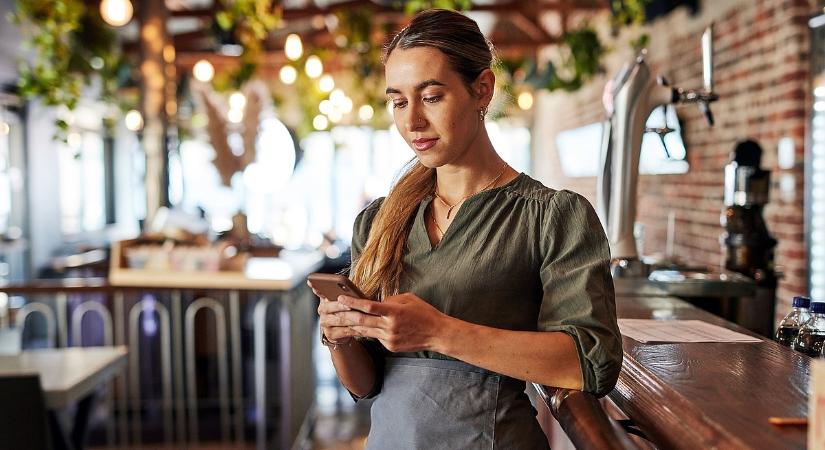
left=617, top=319, right=762, bottom=343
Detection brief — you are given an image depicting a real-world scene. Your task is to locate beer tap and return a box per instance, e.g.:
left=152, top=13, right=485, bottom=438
left=597, top=25, right=719, bottom=276
left=673, top=27, right=719, bottom=125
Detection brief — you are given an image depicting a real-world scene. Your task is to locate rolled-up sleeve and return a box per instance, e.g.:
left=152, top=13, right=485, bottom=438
left=347, top=198, right=386, bottom=401
left=536, top=190, right=622, bottom=397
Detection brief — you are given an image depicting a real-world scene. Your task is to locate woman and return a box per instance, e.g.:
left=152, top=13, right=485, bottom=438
left=310, top=8, right=622, bottom=449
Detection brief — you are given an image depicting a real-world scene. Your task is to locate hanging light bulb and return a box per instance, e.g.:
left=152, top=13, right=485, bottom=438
left=100, top=0, right=134, bottom=27
left=124, top=110, right=144, bottom=131
left=193, top=60, right=214, bottom=82
left=228, top=109, right=244, bottom=124
left=285, top=34, right=303, bottom=61
left=313, top=115, right=329, bottom=130
left=305, top=55, right=323, bottom=79
left=329, top=89, right=346, bottom=105
left=359, top=105, right=374, bottom=121
left=229, top=92, right=247, bottom=110
left=517, top=91, right=534, bottom=110
left=279, top=66, right=297, bottom=85
left=319, top=74, right=335, bottom=93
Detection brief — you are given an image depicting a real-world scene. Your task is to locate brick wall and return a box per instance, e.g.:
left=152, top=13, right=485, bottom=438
left=531, top=0, right=814, bottom=324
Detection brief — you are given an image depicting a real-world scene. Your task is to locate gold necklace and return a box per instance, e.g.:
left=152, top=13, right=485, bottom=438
left=434, top=161, right=508, bottom=220
left=431, top=208, right=446, bottom=239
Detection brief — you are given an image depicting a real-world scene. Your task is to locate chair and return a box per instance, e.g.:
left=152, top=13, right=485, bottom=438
left=0, top=374, right=53, bottom=450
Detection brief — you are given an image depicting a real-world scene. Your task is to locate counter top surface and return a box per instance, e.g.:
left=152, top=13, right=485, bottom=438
left=612, top=295, right=808, bottom=450
left=109, top=250, right=325, bottom=290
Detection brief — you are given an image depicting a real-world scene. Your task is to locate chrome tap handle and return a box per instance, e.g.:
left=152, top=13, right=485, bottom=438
left=700, top=101, right=715, bottom=126
left=702, top=25, right=714, bottom=93
left=675, top=88, right=719, bottom=125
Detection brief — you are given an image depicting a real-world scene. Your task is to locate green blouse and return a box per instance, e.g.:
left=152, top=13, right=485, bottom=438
left=350, top=173, right=623, bottom=397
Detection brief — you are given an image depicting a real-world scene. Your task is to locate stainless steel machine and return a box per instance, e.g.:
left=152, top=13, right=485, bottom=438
left=597, top=26, right=778, bottom=335
left=597, top=26, right=718, bottom=275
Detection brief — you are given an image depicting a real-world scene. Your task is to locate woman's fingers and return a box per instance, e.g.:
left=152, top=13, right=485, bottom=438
left=317, top=300, right=352, bottom=316
left=320, top=310, right=383, bottom=328
left=322, top=325, right=360, bottom=341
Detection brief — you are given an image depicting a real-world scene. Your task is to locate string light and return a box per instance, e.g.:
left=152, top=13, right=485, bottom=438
left=517, top=91, right=534, bottom=110
left=359, top=105, right=374, bottom=121
left=193, top=60, right=215, bottom=82
left=228, top=109, right=243, bottom=124
left=279, top=66, right=297, bottom=85
left=285, top=34, right=303, bottom=61
left=229, top=92, right=246, bottom=110
left=313, top=115, right=329, bottom=130
left=305, top=56, right=323, bottom=79
left=100, top=0, right=133, bottom=27
left=319, top=74, right=335, bottom=93
left=124, top=110, right=144, bottom=131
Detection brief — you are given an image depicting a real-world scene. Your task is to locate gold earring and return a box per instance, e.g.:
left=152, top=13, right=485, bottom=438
left=479, top=106, right=488, bottom=121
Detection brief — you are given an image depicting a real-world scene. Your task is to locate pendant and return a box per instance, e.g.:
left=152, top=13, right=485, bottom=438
left=446, top=206, right=456, bottom=220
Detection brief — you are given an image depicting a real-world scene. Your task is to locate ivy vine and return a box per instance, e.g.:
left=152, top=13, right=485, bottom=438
left=214, top=0, right=281, bottom=89
left=9, top=0, right=129, bottom=139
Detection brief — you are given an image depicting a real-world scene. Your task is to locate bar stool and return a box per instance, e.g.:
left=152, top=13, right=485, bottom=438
left=128, top=296, right=173, bottom=445
left=184, top=296, right=230, bottom=443
left=16, top=302, right=57, bottom=348
left=71, top=300, right=117, bottom=446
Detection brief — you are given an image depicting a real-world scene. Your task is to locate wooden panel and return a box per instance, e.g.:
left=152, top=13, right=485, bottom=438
left=532, top=385, right=640, bottom=450
left=611, top=295, right=808, bottom=450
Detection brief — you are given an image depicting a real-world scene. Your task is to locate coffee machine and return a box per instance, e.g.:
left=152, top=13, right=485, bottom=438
left=720, top=140, right=778, bottom=333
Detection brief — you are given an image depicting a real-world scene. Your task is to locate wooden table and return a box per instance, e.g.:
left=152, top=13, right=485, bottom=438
left=610, top=295, right=808, bottom=450
left=0, top=346, right=127, bottom=409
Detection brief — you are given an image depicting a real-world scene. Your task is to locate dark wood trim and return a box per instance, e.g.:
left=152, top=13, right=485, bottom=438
left=610, top=295, right=808, bottom=450
left=533, top=385, right=640, bottom=450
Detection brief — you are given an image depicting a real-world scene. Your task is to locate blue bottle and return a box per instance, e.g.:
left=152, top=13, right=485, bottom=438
left=775, top=296, right=811, bottom=346
left=793, top=301, right=825, bottom=356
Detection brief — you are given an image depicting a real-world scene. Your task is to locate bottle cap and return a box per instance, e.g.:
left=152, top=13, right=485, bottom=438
left=793, top=296, right=812, bottom=309
left=811, top=302, right=825, bottom=314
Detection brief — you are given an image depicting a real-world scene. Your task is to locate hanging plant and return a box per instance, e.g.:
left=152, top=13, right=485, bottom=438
left=402, top=0, right=472, bottom=15
left=9, top=0, right=130, bottom=140
left=610, top=0, right=650, bottom=51
left=512, top=26, right=605, bottom=94
left=214, top=0, right=282, bottom=89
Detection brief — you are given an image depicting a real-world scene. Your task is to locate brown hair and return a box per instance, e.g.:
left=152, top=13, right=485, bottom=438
left=350, top=9, right=494, bottom=299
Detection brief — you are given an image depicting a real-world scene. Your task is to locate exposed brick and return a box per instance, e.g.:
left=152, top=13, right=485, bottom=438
left=533, top=0, right=812, bottom=328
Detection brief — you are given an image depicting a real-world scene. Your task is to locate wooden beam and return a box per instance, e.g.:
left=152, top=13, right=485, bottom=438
left=168, top=0, right=607, bottom=21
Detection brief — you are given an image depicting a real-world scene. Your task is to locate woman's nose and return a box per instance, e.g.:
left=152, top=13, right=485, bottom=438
left=405, top=109, right=427, bottom=131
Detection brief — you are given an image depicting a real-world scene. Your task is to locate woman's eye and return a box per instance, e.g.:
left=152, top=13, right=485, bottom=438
left=423, top=96, right=442, bottom=104
left=392, top=100, right=408, bottom=109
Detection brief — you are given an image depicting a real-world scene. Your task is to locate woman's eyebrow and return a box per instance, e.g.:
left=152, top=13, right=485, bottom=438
left=385, top=79, right=446, bottom=95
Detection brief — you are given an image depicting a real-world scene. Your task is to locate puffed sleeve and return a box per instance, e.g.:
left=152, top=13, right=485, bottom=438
left=347, top=197, right=386, bottom=401
left=537, top=190, right=622, bottom=397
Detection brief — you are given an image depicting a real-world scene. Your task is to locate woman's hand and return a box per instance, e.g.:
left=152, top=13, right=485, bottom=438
left=308, top=280, right=360, bottom=345
left=337, top=292, right=448, bottom=353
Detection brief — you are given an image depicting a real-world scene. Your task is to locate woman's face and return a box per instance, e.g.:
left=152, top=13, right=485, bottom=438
left=384, top=46, right=490, bottom=168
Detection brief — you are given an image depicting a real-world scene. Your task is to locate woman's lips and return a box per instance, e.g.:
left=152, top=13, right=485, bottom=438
left=412, top=138, right=439, bottom=151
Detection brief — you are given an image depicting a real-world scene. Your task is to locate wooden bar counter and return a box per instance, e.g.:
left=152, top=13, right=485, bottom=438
left=610, top=292, right=809, bottom=449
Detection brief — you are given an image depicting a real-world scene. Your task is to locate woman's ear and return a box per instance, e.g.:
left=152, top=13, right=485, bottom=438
left=474, top=68, right=496, bottom=106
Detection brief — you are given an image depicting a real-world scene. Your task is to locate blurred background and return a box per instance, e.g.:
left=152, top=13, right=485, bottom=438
left=0, top=0, right=822, bottom=449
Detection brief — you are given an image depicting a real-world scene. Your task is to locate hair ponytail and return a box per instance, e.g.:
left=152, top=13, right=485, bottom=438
left=351, top=161, right=434, bottom=299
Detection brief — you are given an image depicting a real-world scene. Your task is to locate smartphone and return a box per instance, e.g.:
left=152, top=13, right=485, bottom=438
left=307, top=273, right=370, bottom=301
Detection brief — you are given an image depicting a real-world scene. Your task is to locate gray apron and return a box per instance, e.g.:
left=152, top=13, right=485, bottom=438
left=366, top=357, right=551, bottom=450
